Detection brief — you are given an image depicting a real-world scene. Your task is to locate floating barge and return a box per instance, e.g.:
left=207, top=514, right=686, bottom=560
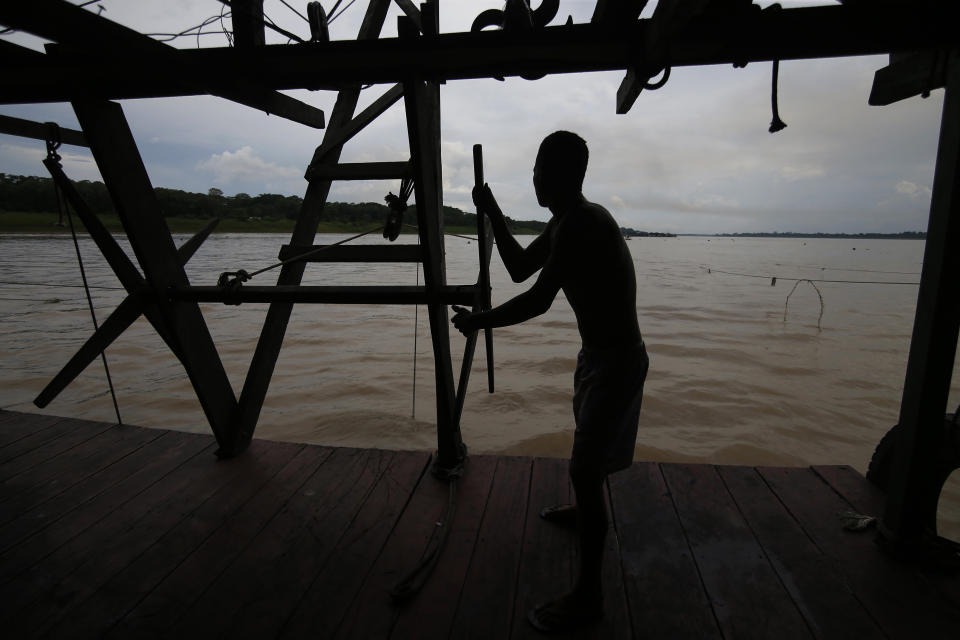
left=1, top=409, right=957, bottom=638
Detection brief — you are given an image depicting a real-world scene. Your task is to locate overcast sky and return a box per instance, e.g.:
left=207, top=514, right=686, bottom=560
left=0, top=0, right=946, bottom=234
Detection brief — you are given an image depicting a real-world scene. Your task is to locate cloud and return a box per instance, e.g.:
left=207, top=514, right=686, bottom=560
left=780, top=165, right=825, bottom=181
left=895, top=180, right=932, bottom=199
left=196, top=146, right=301, bottom=192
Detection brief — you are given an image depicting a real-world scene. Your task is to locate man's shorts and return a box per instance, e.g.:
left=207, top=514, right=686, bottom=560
left=570, top=340, right=649, bottom=477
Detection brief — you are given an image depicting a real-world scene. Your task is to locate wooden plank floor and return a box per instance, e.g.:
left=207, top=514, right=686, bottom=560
left=0, top=409, right=957, bottom=639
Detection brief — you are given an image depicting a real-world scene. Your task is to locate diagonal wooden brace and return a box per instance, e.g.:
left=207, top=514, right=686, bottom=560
left=72, top=99, right=240, bottom=456
left=34, top=220, right=219, bottom=409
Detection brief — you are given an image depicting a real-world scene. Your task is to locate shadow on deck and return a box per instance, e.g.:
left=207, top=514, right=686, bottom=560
left=0, top=409, right=957, bottom=638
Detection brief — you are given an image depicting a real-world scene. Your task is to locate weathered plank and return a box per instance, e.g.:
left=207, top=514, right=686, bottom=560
left=111, top=444, right=333, bottom=637
left=321, top=453, right=449, bottom=640
left=43, top=440, right=305, bottom=638
left=760, top=466, right=960, bottom=639
left=509, top=456, right=575, bottom=640
left=0, top=430, right=203, bottom=561
left=661, top=463, right=811, bottom=640
left=232, top=450, right=428, bottom=639
left=0, top=413, right=71, bottom=451
left=272, top=450, right=429, bottom=639
left=170, top=447, right=397, bottom=637
left=719, top=465, right=883, bottom=639
left=812, top=464, right=960, bottom=615
left=0, top=422, right=162, bottom=520
left=0, top=417, right=112, bottom=483
left=448, top=456, right=531, bottom=638
left=389, top=455, right=499, bottom=640
left=609, top=461, right=720, bottom=640
left=0, top=435, right=232, bottom=635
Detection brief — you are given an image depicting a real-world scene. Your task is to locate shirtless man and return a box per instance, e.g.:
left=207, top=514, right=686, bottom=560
left=451, top=130, right=648, bottom=632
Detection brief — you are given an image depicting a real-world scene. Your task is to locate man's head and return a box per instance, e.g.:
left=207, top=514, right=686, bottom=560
left=534, top=130, right=588, bottom=208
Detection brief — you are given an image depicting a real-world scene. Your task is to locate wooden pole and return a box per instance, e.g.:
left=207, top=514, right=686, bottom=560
left=233, top=0, right=393, bottom=452
left=231, top=0, right=265, bottom=48
left=473, top=144, right=495, bottom=393
left=401, top=3, right=465, bottom=475
left=882, top=51, right=960, bottom=546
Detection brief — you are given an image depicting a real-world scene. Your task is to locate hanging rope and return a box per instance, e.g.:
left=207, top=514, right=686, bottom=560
left=46, top=130, right=123, bottom=425
left=769, top=59, right=787, bottom=133
left=217, top=224, right=383, bottom=290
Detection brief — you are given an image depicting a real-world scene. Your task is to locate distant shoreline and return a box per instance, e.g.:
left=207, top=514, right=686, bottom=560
left=690, top=232, right=926, bottom=239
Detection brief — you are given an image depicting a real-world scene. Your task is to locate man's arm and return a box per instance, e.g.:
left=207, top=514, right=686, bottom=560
left=453, top=217, right=574, bottom=335
left=474, top=184, right=551, bottom=283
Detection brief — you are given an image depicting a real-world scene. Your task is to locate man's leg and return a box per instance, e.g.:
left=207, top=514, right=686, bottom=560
left=528, top=466, right=606, bottom=632
left=572, top=468, right=608, bottom=600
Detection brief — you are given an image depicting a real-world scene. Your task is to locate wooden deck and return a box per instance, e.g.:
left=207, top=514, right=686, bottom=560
left=0, top=409, right=957, bottom=639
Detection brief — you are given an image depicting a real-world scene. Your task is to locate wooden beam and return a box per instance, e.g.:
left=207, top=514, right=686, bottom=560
left=34, top=219, right=218, bottom=409
left=0, top=114, right=86, bottom=147
left=72, top=99, right=240, bottom=456
left=4, top=4, right=956, bottom=104
left=233, top=0, right=394, bottom=452
left=393, top=0, right=423, bottom=33
left=401, top=8, right=464, bottom=474
left=881, top=51, right=960, bottom=546
left=312, top=84, right=404, bottom=163
left=616, top=0, right=713, bottom=114
left=304, top=160, right=411, bottom=182
left=592, top=0, right=648, bottom=28
left=277, top=244, right=422, bottom=263
left=0, top=0, right=324, bottom=128
left=231, top=0, right=265, bottom=48
left=170, top=284, right=476, bottom=305
left=870, top=50, right=950, bottom=106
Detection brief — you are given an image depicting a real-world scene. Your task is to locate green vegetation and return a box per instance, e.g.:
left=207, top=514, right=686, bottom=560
left=0, top=173, right=546, bottom=235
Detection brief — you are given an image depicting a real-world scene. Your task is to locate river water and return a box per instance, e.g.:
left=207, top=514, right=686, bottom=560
left=1, top=232, right=957, bottom=536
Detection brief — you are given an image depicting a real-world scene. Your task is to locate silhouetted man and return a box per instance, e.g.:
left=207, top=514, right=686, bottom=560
left=452, top=130, right=648, bottom=632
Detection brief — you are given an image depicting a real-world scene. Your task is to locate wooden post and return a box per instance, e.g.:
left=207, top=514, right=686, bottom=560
left=233, top=0, right=393, bottom=452
left=401, top=3, right=465, bottom=475
left=232, top=0, right=265, bottom=48
left=882, top=51, right=960, bottom=546
left=71, top=99, right=240, bottom=456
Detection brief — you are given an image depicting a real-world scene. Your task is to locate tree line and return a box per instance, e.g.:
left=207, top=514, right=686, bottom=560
left=0, top=173, right=547, bottom=233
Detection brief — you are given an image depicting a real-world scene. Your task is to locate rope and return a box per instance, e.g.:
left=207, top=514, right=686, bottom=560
left=769, top=59, right=787, bottom=133
left=46, top=132, right=123, bottom=426
left=217, top=224, right=383, bottom=289
left=704, top=267, right=919, bottom=286
left=402, top=223, right=478, bottom=243
left=390, top=476, right=459, bottom=603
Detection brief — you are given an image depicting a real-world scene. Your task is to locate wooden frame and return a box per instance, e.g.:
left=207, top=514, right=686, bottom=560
left=0, top=0, right=957, bottom=543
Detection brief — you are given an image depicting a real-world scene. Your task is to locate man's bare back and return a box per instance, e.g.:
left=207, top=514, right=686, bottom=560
left=552, top=199, right=641, bottom=350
